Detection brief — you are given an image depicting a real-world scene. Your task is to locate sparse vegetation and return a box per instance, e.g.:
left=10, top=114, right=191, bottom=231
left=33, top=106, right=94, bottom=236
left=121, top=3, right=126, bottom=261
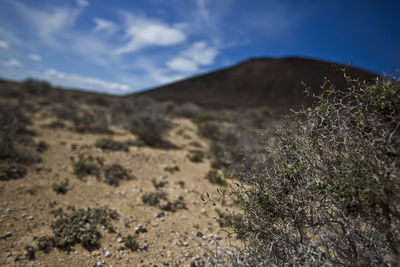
left=24, top=245, right=35, bottom=260
left=142, top=191, right=186, bottom=212
left=191, top=111, right=216, bottom=124
left=104, top=163, right=132, bottom=186
left=52, top=179, right=69, bottom=195
left=43, top=120, right=65, bottom=129
left=37, top=207, right=119, bottom=252
left=0, top=103, right=41, bottom=180
left=204, top=170, right=227, bottom=186
left=95, top=138, right=129, bottom=152
left=125, top=234, right=139, bottom=251
left=36, top=140, right=49, bottom=153
left=129, top=112, right=172, bottom=146
left=72, top=155, right=100, bottom=179
left=187, top=149, right=206, bottom=163
left=141, top=191, right=168, bottom=207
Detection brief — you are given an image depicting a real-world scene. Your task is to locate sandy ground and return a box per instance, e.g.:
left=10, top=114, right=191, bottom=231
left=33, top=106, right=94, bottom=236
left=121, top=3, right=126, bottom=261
left=0, top=104, right=240, bottom=266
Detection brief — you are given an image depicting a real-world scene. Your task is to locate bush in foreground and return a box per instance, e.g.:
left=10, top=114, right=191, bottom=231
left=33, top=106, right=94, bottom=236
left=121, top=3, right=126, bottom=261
left=214, top=74, right=400, bottom=266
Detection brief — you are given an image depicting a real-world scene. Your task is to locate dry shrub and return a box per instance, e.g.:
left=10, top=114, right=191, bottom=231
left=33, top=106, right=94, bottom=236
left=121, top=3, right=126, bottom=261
left=129, top=112, right=172, bottom=147
left=212, top=73, right=400, bottom=266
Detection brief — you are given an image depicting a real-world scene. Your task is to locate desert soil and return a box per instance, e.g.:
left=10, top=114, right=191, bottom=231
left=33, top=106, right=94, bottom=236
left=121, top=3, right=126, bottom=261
left=0, top=102, right=239, bottom=266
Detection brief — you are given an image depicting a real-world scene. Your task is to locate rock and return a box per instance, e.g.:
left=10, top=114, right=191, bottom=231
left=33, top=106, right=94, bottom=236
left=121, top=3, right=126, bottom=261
left=97, top=261, right=104, bottom=267
left=105, top=251, right=112, bottom=258
left=28, top=215, right=35, bottom=221
left=3, top=201, right=8, bottom=206
left=117, top=237, right=124, bottom=243
left=1, top=232, right=12, bottom=239
left=5, top=208, right=11, bottom=214
left=21, top=213, right=26, bottom=218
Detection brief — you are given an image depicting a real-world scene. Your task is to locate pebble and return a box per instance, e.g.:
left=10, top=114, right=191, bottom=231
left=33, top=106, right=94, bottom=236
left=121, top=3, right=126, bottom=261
left=201, top=236, right=207, bottom=240
left=5, top=208, right=11, bottom=214
left=21, top=213, right=26, bottom=218
left=105, top=251, right=112, bottom=258
left=183, top=241, right=189, bottom=247
left=117, top=237, right=124, bottom=243
left=201, top=208, right=206, bottom=213
left=118, top=191, right=126, bottom=196
left=97, top=261, right=104, bottom=267
left=3, top=201, right=8, bottom=206
left=1, top=232, right=12, bottom=239
left=28, top=215, right=35, bottom=220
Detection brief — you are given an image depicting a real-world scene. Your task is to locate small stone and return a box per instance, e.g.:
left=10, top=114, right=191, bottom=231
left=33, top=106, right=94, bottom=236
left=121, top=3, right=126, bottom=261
left=105, top=251, right=112, bottom=258
left=97, top=261, right=104, bottom=267
left=201, top=208, right=206, bottom=213
left=118, top=191, right=126, bottom=196
left=183, top=241, right=189, bottom=247
left=143, top=243, right=149, bottom=249
left=201, top=235, right=207, bottom=240
left=28, top=216, right=35, bottom=221
left=21, top=213, right=26, bottom=218
left=117, top=237, right=124, bottom=243
left=3, top=201, right=8, bottom=206
left=1, top=232, right=12, bottom=239
left=5, top=208, right=11, bottom=214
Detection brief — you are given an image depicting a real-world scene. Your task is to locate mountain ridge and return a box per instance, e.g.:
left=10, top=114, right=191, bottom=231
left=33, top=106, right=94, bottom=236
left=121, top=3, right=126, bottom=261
left=133, top=56, right=377, bottom=113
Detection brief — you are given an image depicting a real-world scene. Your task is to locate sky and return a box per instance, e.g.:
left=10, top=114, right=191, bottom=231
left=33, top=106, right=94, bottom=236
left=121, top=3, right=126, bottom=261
left=0, top=0, right=399, bottom=95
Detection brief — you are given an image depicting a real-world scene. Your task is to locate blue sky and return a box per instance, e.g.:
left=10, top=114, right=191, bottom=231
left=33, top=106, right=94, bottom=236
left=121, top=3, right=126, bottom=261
left=0, top=0, right=399, bottom=94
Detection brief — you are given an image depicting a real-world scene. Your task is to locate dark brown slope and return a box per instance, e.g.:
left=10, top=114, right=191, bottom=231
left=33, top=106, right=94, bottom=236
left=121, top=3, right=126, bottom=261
left=134, top=57, right=377, bottom=113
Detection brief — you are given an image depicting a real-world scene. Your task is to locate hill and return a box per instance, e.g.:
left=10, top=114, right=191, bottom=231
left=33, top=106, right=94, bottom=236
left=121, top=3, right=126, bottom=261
left=134, top=57, right=377, bottom=113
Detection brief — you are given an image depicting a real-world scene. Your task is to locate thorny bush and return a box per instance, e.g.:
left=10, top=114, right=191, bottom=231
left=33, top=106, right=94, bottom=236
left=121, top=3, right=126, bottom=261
left=210, top=73, right=400, bottom=266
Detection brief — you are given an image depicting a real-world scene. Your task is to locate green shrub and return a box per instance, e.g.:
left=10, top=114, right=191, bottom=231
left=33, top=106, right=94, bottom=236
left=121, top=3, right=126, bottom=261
left=95, top=138, right=129, bottom=152
left=24, top=245, right=35, bottom=260
left=23, top=78, right=52, bottom=96
left=36, top=141, right=49, bottom=153
left=52, top=179, right=69, bottom=195
left=37, top=207, right=119, bottom=252
left=216, top=74, right=400, bottom=266
left=43, top=120, right=65, bottom=129
left=0, top=161, right=27, bottom=181
left=204, top=169, right=227, bottom=186
left=104, top=164, right=132, bottom=186
left=125, top=234, right=139, bottom=251
left=197, top=121, right=221, bottom=140
left=141, top=191, right=168, bottom=206
left=72, top=156, right=100, bottom=179
left=173, top=102, right=201, bottom=118
left=187, top=150, right=206, bottom=163
left=141, top=191, right=186, bottom=212
left=192, top=112, right=216, bottom=124
left=129, top=112, right=172, bottom=147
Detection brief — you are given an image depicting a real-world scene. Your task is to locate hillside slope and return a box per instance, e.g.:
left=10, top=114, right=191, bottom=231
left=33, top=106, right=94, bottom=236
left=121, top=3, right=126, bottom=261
left=134, top=57, right=377, bottom=113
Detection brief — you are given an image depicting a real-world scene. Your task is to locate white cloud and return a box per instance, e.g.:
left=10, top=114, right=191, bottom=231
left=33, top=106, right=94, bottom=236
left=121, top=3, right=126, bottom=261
left=11, top=1, right=86, bottom=43
left=167, top=57, right=198, bottom=72
left=28, top=54, right=42, bottom=61
left=114, top=13, right=186, bottom=55
left=44, top=69, right=130, bottom=93
left=183, top=41, right=218, bottom=65
left=167, top=41, right=218, bottom=72
left=93, top=18, right=118, bottom=35
left=2, top=59, right=23, bottom=68
left=77, top=0, right=89, bottom=7
left=0, top=40, right=8, bottom=49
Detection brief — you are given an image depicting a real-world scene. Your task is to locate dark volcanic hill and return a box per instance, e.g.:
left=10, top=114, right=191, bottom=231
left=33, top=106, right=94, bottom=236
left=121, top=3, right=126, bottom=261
left=134, top=57, right=377, bottom=113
